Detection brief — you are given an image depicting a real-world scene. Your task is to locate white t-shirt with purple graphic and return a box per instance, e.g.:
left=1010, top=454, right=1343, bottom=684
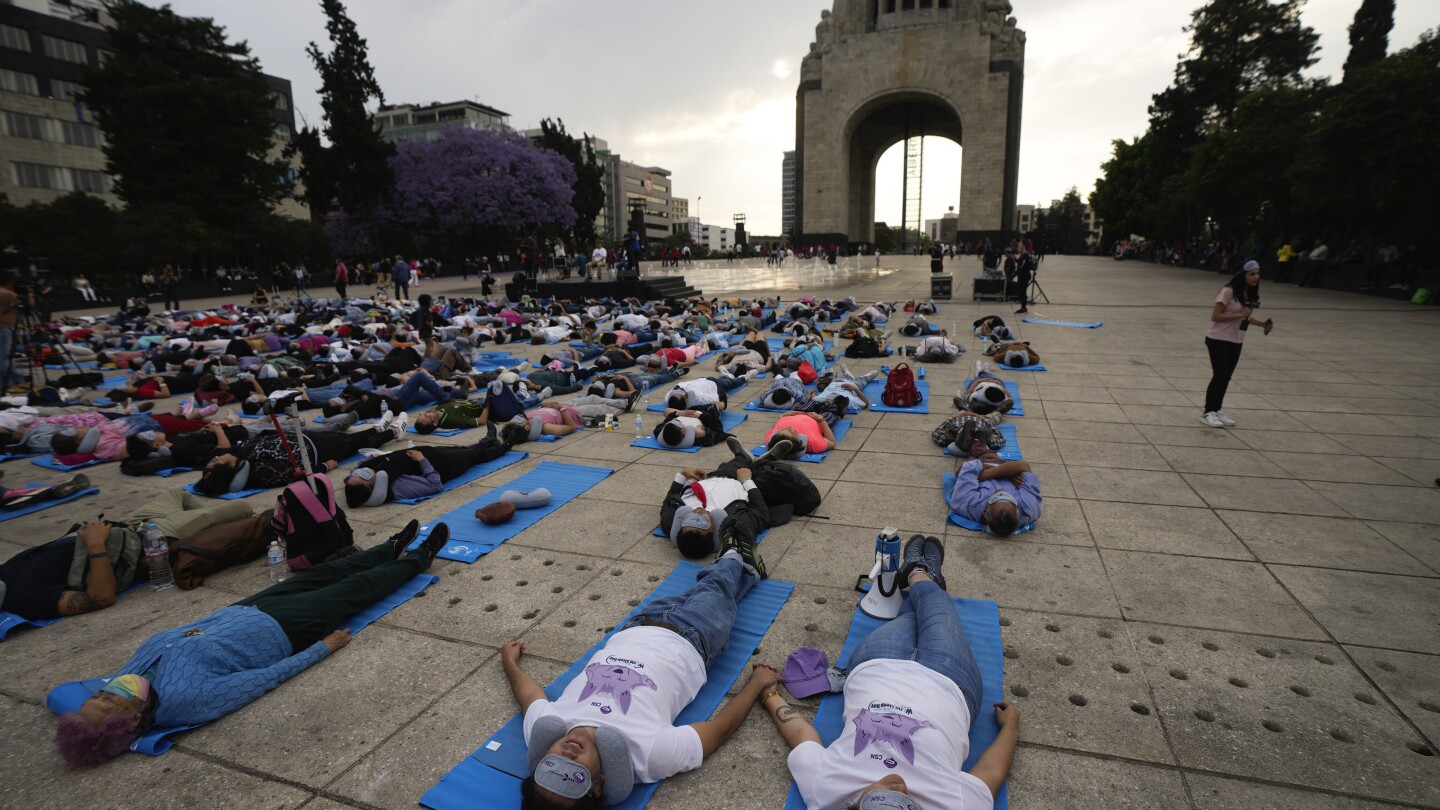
left=787, top=659, right=994, bottom=810
left=523, top=626, right=706, bottom=783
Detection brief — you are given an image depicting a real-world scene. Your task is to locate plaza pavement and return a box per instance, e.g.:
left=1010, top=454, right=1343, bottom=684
left=1, top=254, right=1437, bottom=809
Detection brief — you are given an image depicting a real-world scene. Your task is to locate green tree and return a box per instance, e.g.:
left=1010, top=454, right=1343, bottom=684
left=1090, top=135, right=1156, bottom=240
left=81, top=0, right=287, bottom=233
left=1343, top=0, right=1394, bottom=79
left=290, top=0, right=393, bottom=222
left=533, top=118, right=606, bottom=250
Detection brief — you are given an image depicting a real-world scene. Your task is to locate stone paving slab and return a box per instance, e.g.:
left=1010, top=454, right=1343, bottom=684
left=6, top=253, right=1439, bottom=809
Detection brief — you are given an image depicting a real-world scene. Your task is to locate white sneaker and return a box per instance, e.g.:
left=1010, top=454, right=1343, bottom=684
left=537, top=386, right=553, bottom=401
left=376, top=410, right=394, bottom=429
left=1200, top=411, right=1226, bottom=428
left=391, top=412, right=410, bottom=433
left=1214, top=410, right=1236, bottom=427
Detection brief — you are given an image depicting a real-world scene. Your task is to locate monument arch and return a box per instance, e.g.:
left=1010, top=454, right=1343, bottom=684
left=794, top=0, right=1025, bottom=246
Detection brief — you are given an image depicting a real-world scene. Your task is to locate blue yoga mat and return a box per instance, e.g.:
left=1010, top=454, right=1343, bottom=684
left=963, top=378, right=1025, bottom=416
left=781, top=598, right=1008, bottom=810
left=0, top=483, right=100, bottom=523
left=390, top=451, right=528, bottom=505
left=96, top=376, right=131, bottom=390
left=997, top=361, right=1046, bottom=372
left=0, top=450, right=43, bottom=463
left=153, top=466, right=194, bottom=478
left=1, top=581, right=143, bottom=641
left=945, top=423, right=1021, bottom=462
left=940, top=472, right=1035, bottom=535
left=1022, top=318, right=1102, bottom=328
left=407, top=462, right=613, bottom=562
left=868, top=379, right=931, bottom=414
left=407, top=424, right=466, bottom=437
left=419, top=561, right=794, bottom=810
left=768, top=337, right=833, bottom=353
left=751, top=419, right=852, bottom=463
left=44, top=572, right=439, bottom=754
left=31, top=456, right=107, bottom=472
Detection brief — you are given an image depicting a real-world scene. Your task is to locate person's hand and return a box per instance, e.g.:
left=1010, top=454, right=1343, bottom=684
left=994, top=701, right=1019, bottom=728
left=736, top=468, right=753, bottom=482
left=680, top=467, right=707, bottom=481
left=322, top=628, right=352, bottom=652
left=79, top=521, right=109, bottom=551
left=808, top=412, right=825, bottom=423
left=748, top=662, right=781, bottom=692
left=209, top=422, right=226, bottom=432
left=501, top=640, right=525, bottom=666
left=406, top=449, right=425, bottom=462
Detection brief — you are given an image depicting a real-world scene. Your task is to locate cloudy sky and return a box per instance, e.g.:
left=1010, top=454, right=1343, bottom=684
left=150, top=0, right=1431, bottom=235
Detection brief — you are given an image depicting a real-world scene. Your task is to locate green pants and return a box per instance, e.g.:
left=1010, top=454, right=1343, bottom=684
left=130, top=490, right=254, bottom=540
left=234, top=542, right=428, bottom=652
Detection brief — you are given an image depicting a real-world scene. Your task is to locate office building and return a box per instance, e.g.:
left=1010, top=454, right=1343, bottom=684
left=781, top=150, right=795, bottom=235
left=602, top=154, right=673, bottom=245
left=0, top=0, right=302, bottom=216
left=375, top=99, right=509, bottom=143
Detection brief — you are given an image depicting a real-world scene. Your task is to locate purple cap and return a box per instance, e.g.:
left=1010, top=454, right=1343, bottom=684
left=783, top=647, right=832, bottom=698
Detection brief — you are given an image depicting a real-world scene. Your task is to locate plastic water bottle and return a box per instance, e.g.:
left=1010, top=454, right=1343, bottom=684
left=380, top=399, right=391, bottom=423
left=267, top=541, right=288, bottom=583
left=142, top=523, right=174, bottom=592
left=634, top=414, right=645, bottom=440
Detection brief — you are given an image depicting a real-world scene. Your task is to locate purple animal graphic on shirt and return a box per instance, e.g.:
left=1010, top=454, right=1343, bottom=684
left=578, top=663, right=657, bottom=714
left=852, top=708, right=933, bottom=765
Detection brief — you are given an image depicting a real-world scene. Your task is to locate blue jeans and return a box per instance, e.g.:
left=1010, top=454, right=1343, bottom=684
left=624, top=557, right=755, bottom=667
left=712, top=374, right=747, bottom=394
left=0, top=328, right=16, bottom=388
left=308, top=378, right=372, bottom=401
left=849, top=580, right=983, bottom=719
left=389, top=372, right=446, bottom=409
left=624, top=369, right=679, bottom=390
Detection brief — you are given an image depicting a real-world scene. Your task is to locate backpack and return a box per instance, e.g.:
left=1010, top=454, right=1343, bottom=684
left=172, top=510, right=274, bottom=589
left=845, top=333, right=880, bottom=358
left=270, top=475, right=355, bottom=570
left=881, top=363, right=922, bottom=407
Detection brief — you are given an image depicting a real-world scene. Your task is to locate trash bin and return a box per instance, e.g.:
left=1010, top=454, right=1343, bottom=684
left=932, top=275, right=953, bottom=300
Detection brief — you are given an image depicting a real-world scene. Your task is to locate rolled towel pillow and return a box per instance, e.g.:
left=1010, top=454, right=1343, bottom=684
left=500, top=487, right=552, bottom=509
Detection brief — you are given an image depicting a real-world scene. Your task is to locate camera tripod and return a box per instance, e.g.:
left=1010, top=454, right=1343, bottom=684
left=9, top=303, right=94, bottom=400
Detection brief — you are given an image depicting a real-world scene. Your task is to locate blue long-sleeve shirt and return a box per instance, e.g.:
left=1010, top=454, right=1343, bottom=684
left=948, top=458, right=1042, bottom=527
left=386, top=459, right=443, bottom=501
left=104, top=605, right=328, bottom=726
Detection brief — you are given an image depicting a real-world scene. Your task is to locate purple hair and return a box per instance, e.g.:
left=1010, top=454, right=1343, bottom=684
left=55, top=712, right=136, bottom=767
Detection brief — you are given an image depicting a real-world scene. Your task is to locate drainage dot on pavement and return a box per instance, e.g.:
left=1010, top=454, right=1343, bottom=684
left=1377, top=660, right=1397, bottom=672
left=1195, top=709, right=1215, bottom=722
left=1407, top=742, right=1434, bottom=756
left=1262, top=720, right=1284, bottom=733
left=1097, top=629, right=1114, bottom=639
left=588, top=594, right=602, bottom=601
left=483, top=604, right=497, bottom=612
left=510, top=554, right=522, bottom=560
left=1068, top=694, right=1088, bottom=707
left=610, top=569, right=623, bottom=576
left=562, top=620, right=576, bottom=628
left=1355, top=692, right=1378, bottom=705
left=1169, top=669, right=1188, bottom=680
left=1315, top=654, right=1335, bottom=665
left=1330, top=729, right=1354, bottom=743
left=1010, top=685, right=1029, bottom=698
left=515, top=580, right=527, bottom=587
left=1055, top=655, right=1073, bottom=666
left=1256, top=647, right=1275, bottom=658
left=481, top=574, right=493, bottom=581
left=543, top=559, right=554, bottom=566
left=1419, top=702, right=1440, bottom=714
left=998, top=617, right=1011, bottom=627
left=1228, top=677, right=1249, bottom=688
left=523, top=610, right=538, bottom=619
left=552, top=586, right=564, bottom=594
left=805, top=623, right=818, bottom=632
left=1149, top=635, right=1165, bottom=645
left=647, top=575, right=659, bottom=582
left=626, top=598, right=640, bottom=607
left=1130, top=703, right=1150, bottom=716
left=1202, top=641, right=1219, bottom=651
left=576, top=564, right=590, bottom=571
left=1112, top=663, right=1130, bottom=674
left=1003, top=648, right=1019, bottom=660
left=1290, top=685, right=1312, bottom=697
left=1045, top=623, right=1061, bottom=633
left=814, top=596, right=828, bottom=605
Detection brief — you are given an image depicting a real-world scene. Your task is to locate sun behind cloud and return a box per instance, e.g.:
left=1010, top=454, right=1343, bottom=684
left=772, top=59, right=792, bottom=80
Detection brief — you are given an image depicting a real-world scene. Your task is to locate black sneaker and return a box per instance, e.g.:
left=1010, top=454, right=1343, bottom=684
left=48, top=474, right=91, bottom=500
left=898, top=534, right=946, bottom=590
left=413, top=522, right=450, bottom=564
left=725, top=436, right=754, bottom=465
left=720, top=530, right=767, bottom=579
left=390, top=519, right=420, bottom=559
left=757, top=438, right=795, bottom=461
left=625, top=390, right=643, bottom=412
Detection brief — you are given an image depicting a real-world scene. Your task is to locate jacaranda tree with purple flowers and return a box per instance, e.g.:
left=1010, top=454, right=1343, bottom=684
left=380, top=126, right=578, bottom=258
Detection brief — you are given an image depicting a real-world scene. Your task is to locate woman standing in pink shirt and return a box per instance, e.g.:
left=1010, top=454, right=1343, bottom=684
left=1202, top=261, right=1273, bottom=428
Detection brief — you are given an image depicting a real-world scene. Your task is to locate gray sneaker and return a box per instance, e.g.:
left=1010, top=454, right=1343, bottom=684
left=898, top=534, right=946, bottom=590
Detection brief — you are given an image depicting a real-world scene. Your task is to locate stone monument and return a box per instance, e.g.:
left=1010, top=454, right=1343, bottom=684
left=794, top=0, right=1025, bottom=247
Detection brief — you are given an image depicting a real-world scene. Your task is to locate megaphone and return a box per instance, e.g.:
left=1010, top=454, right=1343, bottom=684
left=858, top=528, right=903, bottom=620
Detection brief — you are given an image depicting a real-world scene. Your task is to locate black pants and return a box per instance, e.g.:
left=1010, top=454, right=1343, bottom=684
left=1012, top=269, right=1032, bottom=308
left=1203, top=337, right=1244, bottom=414
left=236, top=541, right=426, bottom=652
left=307, top=427, right=391, bottom=464
left=708, top=457, right=822, bottom=519
left=335, top=282, right=347, bottom=299
left=422, top=438, right=508, bottom=481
